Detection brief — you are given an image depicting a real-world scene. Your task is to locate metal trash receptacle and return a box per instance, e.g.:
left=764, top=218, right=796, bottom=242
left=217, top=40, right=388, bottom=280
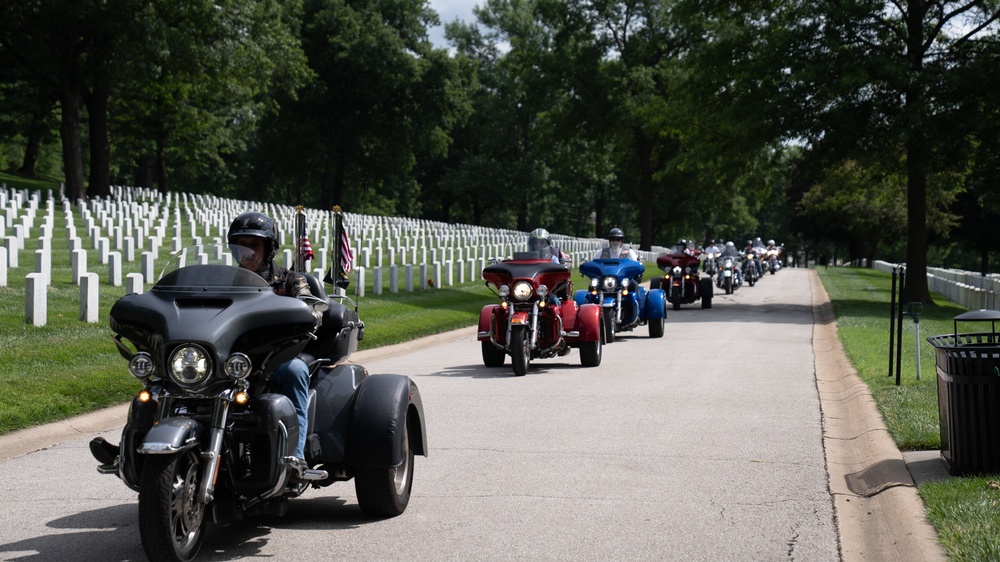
left=927, top=309, right=1000, bottom=475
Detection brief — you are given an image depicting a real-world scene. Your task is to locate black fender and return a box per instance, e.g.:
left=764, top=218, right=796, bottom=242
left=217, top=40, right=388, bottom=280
left=138, top=417, right=205, bottom=454
left=346, top=374, right=427, bottom=469
left=310, top=363, right=369, bottom=464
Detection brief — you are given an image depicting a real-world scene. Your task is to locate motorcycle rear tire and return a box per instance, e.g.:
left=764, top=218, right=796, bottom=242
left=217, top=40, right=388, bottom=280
left=355, top=420, right=414, bottom=517
left=579, top=334, right=602, bottom=367
left=510, top=326, right=530, bottom=376
left=602, top=308, right=615, bottom=344
left=481, top=341, right=505, bottom=367
left=648, top=316, right=664, bottom=338
left=138, top=450, right=206, bottom=562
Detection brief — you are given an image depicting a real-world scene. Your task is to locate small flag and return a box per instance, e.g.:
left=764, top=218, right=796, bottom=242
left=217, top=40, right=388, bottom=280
left=299, top=234, right=314, bottom=261
left=340, top=229, right=354, bottom=273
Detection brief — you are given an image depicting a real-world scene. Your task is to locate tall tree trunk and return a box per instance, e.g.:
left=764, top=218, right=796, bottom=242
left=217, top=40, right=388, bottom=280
left=902, top=0, right=933, bottom=304
left=593, top=182, right=605, bottom=238
left=636, top=132, right=654, bottom=251
left=134, top=155, right=155, bottom=188
left=59, top=84, right=86, bottom=202
left=155, top=131, right=169, bottom=194
left=83, top=83, right=111, bottom=197
left=18, top=126, right=43, bottom=177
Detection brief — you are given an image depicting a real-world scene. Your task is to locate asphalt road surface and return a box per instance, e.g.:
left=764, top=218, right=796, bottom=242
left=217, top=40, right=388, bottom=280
left=0, top=267, right=839, bottom=561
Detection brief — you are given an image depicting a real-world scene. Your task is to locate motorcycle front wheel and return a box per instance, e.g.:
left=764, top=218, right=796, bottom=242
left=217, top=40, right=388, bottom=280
left=138, top=449, right=207, bottom=562
left=602, top=308, right=615, bottom=344
left=510, top=325, right=530, bottom=376
left=725, top=276, right=733, bottom=295
left=355, top=420, right=414, bottom=517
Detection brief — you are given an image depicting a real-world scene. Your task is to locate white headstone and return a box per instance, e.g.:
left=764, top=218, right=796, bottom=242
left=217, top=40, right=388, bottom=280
left=125, top=272, right=143, bottom=294
left=108, top=252, right=122, bottom=286
left=4, top=236, right=17, bottom=267
left=71, top=249, right=87, bottom=285
left=25, top=272, right=46, bottom=326
left=80, top=272, right=99, bottom=322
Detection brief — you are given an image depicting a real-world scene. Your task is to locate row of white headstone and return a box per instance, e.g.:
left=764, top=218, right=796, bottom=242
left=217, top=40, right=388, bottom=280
left=3, top=184, right=660, bottom=326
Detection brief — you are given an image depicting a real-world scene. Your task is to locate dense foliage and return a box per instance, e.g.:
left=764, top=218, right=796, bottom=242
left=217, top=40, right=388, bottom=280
left=2, top=0, right=999, bottom=283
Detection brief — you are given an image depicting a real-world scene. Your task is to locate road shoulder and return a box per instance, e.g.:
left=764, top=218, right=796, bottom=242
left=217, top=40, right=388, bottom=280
left=811, top=270, right=947, bottom=561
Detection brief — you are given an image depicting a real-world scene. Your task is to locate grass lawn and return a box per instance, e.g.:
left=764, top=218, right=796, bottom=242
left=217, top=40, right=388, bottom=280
left=816, top=266, right=1000, bottom=561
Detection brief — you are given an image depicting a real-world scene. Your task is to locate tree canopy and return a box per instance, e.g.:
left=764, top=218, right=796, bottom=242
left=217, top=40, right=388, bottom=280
left=2, top=0, right=999, bottom=291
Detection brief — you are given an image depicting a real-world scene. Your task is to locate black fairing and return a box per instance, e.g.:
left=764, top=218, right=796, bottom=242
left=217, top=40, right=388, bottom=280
left=109, top=264, right=316, bottom=377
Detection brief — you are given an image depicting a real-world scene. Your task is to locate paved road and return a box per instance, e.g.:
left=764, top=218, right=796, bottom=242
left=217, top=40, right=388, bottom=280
left=0, top=268, right=840, bottom=561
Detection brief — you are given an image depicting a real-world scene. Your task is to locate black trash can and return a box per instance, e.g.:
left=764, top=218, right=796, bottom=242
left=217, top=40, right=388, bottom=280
left=927, top=309, right=1000, bottom=475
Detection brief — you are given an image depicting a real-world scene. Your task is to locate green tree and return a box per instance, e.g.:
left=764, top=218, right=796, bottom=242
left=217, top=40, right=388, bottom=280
left=250, top=0, right=465, bottom=214
left=673, top=0, right=1000, bottom=302
left=112, top=0, right=310, bottom=195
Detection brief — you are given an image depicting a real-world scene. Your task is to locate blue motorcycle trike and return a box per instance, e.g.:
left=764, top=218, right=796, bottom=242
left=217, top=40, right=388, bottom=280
left=574, top=258, right=667, bottom=343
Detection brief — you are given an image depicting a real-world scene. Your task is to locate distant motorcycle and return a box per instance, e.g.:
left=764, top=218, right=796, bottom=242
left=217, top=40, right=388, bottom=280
left=653, top=251, right=714, bottom=310
left=743, top=249, right=760, bottom=286
left=574, top=257, right=667, bottom=342
left=89, top=244, right=426, bottom=562
left=702, top=250, right=720, bottom=277
left=765, top=246, right=782, bottom=274
left=716, top=254, right=742, bottom=295
left=478, top=251, right=603, bottom=376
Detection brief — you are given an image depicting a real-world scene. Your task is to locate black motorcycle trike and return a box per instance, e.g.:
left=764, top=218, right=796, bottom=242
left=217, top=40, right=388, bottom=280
left=89, top=245, right=427, bottom=562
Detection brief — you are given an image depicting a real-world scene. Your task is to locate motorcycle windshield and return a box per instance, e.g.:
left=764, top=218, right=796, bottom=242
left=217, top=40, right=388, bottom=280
left=579, top=259, right=644, bottom=281
left=154, top=244, right=272, bottom=293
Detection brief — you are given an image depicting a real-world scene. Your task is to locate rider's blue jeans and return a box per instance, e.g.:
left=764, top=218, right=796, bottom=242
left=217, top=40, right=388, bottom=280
left=271, top=358, right=309, bottom=460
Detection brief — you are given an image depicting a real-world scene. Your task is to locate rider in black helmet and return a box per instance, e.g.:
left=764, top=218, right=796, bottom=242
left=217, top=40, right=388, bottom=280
left=228, top=211, right=316, bottom=474
left=594, top=227, right=638, bottom=260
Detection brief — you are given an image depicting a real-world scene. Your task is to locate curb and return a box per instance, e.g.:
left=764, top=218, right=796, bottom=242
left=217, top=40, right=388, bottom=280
left=811, top=270, right=947, bottom=561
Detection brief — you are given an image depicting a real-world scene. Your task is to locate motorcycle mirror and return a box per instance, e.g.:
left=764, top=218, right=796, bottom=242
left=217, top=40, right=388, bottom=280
left=299, top=294, right=329, bottom=313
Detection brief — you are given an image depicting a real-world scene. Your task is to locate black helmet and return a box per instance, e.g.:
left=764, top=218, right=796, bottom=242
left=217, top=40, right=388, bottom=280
left=608, top=227, right=624, bottom=240
left=228, top=211, right=279, bottom=264
left=528, top=227, right=553, bottom=259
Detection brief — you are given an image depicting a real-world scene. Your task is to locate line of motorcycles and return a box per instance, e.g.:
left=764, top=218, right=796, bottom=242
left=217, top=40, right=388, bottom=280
left=477, top=243, right=785, bottom=377
left=702, top=245, right=783, bottom=295
left=89, top=237, right=782, bottom=561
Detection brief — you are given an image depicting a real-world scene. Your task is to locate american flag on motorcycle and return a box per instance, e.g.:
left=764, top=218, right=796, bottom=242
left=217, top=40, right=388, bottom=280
left=299, top=233, right=314, bottom=261
left=340, top=229, right=354, bottom=273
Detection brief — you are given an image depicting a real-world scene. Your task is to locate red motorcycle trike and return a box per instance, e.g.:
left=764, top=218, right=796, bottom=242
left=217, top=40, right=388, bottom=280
left=653, top=250, right=714, bottom=310
left=478, top=252, right=603, bottom=376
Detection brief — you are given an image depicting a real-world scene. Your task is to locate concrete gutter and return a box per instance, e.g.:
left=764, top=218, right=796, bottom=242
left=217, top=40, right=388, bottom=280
left=811, top=270, right=948, bottom=561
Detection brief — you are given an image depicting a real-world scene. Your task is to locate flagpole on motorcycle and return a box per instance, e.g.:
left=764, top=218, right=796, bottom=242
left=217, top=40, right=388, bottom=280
left=294, top=205, right=307, bottom=273
left=331, top=206, right=341, bottom=295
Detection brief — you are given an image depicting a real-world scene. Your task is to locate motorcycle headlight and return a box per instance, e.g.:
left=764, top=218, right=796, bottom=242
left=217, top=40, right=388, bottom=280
left=621, top=278, right=630, bottom=289
left=128, top=352, right=155, bottom=380
left=512, top=281, right=533, bottom=301
left=168, top=344, right=212, bottom=386
left=498, top=285, right=510, bottom=298
left=601, top=276, right=617, bottom=291
left=590, top=278, right=599, bottom=288
left=672, top=266, right=681, bottom=275
left=224, top=353, right=252, bottom=380
left=723, top=258, right=733, bottom=268
left=537, top=285, right=549, bottom=298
